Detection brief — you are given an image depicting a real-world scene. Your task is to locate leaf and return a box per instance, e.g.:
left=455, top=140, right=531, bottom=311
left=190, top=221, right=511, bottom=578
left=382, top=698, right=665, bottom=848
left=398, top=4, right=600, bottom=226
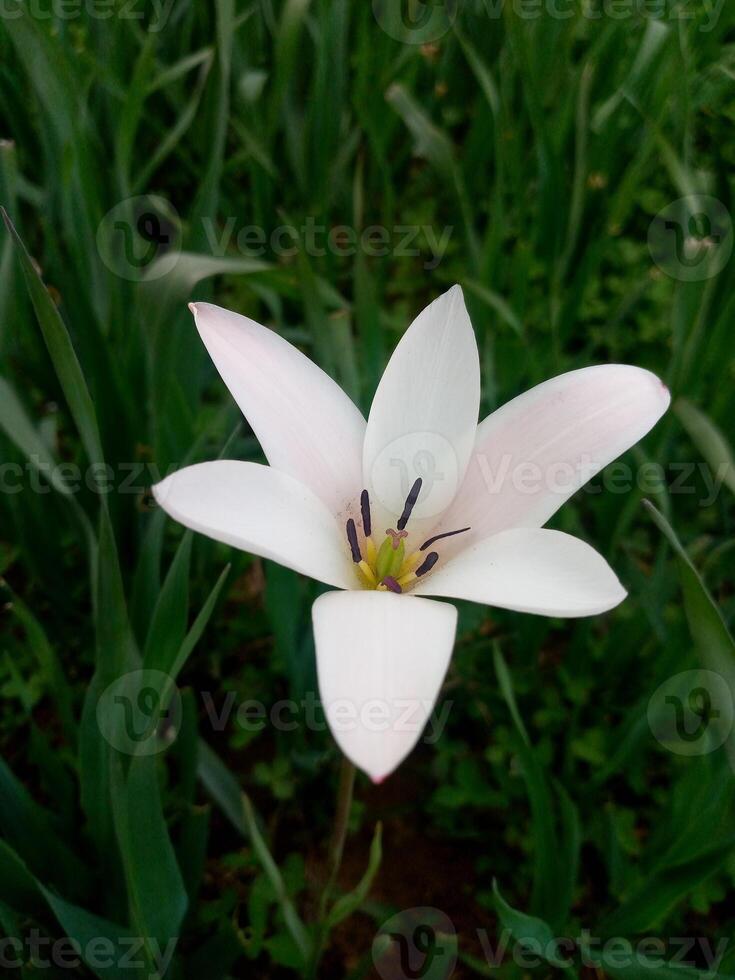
left=0, top=375, right=97, bottom=567
left=143, top=532, right=192, bottom=673
left=492, top=882, right=575, bottom=974
left=493, top=643, right=529, bottom=745
left=138, top=49, right=214, bottom=194
left=1, top=208, right=104, bottom=467
left=493, top=645, right=566, bottom=927
left=0, top=756, right=90, bottom=902
left=325, top=822, right=382, bottom=930
left=0, top=839, right=136, bottom=980
left=644, top=500, right=735, bottom=769
left=165, top=563, right=231, bottom=691
left=111, top=754, right=188, bottom=953
left=95, top=505, right=139, bottom=681
left=177, top=804, right=211, bottom=904
left=675, top=398, right=735, bottom=498
left=464, top=279, right=524, bottom=338
left=79, top=507, right=139, bottom=859
left=386, top=84, right=480, bottom=268
left=39, top=887, right=143, bottom=980
left=141, top=252, right=273, bottom=335
left=130, top=507, right=167, bottom=643
left=600, top=834, right=735, bottom=936
left=7, top=590, right=76, bottom=743
left=188, top=0, right=235, bottom=241
left=0, top=377, right=72, bottom=497
left=553, top=781, right=581, bottom=924
left=492, top=880, right=555, bottom=946
left=197, top=740, right=312, bottom=964
left=0, top=839, right=45, bottom=919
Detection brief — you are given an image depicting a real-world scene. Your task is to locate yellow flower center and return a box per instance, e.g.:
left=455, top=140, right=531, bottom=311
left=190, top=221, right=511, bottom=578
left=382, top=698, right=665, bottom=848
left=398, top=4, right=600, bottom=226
left=344, top=481, right=468, bottom=593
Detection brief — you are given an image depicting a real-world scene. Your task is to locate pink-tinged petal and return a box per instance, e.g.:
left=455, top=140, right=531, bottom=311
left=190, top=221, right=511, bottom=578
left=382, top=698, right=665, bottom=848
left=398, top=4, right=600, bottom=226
left=413, top=527, right=626, bottom=617
left=312, top=591, right=457, bottom=782
left=153, top=461, right=355, bottom=589
left=435, top=365, right=670, bottom=550
left=190, top=303, right=366, bottom=515
left=362, top=286, right=480, bottom=550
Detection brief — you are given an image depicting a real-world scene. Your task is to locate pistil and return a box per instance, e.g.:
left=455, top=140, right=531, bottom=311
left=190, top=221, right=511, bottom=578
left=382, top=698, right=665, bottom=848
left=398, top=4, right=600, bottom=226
left=376, top=534, right=405, bottom=581
left=345, top=485, right=469, bottom=593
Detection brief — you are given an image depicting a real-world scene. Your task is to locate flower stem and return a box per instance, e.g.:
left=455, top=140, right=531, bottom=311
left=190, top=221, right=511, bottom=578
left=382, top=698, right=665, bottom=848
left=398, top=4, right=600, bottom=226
left=320, top=756, right=356, bottom=916
left=307, top=757, right=356, bottom=977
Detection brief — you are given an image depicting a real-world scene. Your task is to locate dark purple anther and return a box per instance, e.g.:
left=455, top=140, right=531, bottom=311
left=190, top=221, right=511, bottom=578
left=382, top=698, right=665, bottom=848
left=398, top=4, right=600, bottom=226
left=416, top=552, right=439, bottom=577
left=360, top=489, right=372, bottom=537
left=382, top=576, right=402, bottom=593
left=419, top=526, right=471, bottom=551
left=346, top=518, right=361, bottom=563
left=397, top=477, right=422, bottom=531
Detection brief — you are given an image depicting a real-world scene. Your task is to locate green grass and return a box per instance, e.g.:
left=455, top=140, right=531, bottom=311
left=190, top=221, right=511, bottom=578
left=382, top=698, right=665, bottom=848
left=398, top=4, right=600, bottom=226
left=1, top=1, right=735, bottom=976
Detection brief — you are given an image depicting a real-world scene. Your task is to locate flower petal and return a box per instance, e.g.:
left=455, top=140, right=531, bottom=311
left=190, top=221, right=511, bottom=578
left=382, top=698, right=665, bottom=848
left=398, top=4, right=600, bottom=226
left=413, top=527, right=626, bottom=617
left=190, top=303, right=366, bottom=515
left=362, top=286, right=480, bottom=548
left=153, top=460, right=355, bottom=589
left=312, top=591, right=457, bottom=782
left=434, top=364, right=670, bottom=550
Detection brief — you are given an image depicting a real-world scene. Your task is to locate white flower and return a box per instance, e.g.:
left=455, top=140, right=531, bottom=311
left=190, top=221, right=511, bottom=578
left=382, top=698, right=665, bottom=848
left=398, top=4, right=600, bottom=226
left=153, top=286, right=670, bottom=782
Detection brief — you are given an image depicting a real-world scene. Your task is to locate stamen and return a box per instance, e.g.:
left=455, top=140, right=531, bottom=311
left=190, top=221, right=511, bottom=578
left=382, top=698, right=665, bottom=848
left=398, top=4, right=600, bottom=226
left=397, top=477, right=422, bottom=531
left=419, top=526, right=471, bottom=551
left=360, top=489, right=372, bottom=537
left=382, top=575, right=402, bottom=593
left=386, top=528, right=408, bottom=550
left=346, top=518, right=361, bottom=563
left=358, top=560, right=377, bottom=586
left=415, top=552, right=439, bottom=576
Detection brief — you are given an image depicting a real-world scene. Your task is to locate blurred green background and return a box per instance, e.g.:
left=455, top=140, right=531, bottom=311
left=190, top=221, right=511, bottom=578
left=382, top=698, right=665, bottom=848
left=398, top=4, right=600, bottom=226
left=1, top=0, right=735, bottom=977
